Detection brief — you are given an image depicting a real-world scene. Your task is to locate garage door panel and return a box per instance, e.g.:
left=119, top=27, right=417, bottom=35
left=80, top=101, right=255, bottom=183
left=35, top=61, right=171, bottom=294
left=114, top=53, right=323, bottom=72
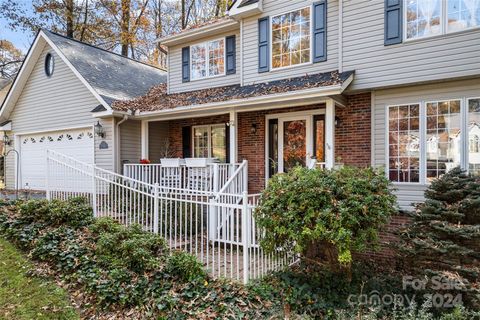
left=20, top=129, right=94, bottom=190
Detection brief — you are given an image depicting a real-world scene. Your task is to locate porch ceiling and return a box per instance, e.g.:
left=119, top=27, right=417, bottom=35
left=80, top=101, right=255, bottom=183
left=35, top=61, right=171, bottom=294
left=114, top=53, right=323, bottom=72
left=112, top=70, right=354, bottom=116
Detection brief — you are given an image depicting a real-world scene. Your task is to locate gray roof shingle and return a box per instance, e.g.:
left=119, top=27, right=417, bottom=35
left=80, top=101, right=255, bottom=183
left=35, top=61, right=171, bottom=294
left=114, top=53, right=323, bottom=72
left=44, top=30, right=167, bottom=106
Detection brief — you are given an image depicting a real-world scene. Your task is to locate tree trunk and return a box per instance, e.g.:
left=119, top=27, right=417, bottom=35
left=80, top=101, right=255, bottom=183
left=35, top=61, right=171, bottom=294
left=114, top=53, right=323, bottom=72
left=65, top=0, right=74, bottom=38
left=120, top=0, right=131, bottom=56
left=181, top=0, right=186, bottom=29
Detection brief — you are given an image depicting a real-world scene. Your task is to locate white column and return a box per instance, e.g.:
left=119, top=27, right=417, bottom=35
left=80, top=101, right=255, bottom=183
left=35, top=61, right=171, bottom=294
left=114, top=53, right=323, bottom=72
left=229, top=110, right=238, bottom=163
left=141, top=120, right=149, bottom=159
left=325, top=99, right=336, bottom=169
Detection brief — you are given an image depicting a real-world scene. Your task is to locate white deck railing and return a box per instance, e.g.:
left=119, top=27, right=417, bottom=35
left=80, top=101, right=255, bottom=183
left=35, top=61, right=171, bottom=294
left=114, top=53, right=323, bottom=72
left=123, top=162, right=241, bottom=193
left=46, top=150, right=296, bottom=283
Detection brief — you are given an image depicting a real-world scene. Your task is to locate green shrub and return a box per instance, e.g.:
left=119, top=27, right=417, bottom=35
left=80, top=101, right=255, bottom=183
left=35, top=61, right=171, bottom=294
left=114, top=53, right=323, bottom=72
left=18, top=198, right=93, bottom=228
left=165, top=251, right=206, bottom=282
left=399, top=168, right=480, bottom=308
left=255, top=166, right=397, bottom=266
left=94, top=218, right=167, bottom=273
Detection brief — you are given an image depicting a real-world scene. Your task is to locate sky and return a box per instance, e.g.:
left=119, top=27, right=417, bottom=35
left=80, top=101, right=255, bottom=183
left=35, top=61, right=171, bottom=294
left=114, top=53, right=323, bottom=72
left=0, top=1, right=34, bottom=53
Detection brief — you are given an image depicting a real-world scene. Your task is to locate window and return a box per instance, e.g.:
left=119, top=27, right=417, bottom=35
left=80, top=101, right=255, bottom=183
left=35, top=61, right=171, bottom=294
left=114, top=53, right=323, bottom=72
left=468, top=98, right=480, bottom=175
left=190, top=39, right=225, bottom=80
left=426, top=100, right=461, bottom=182
left=388, top=104, right=421, bottom=183
left=447, top=0, right=480, bottom=32
left=405, top=0, right=480, bottom=40
left=271, top=7, right=311, bottom=69
left=193, top=125, right=226, bottom=162
left=44, top=53, right=54, bottom=77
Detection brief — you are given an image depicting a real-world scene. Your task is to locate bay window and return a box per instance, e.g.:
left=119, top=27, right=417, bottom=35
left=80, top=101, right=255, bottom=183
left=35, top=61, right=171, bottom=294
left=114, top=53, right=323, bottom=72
left=190, top=39, right=225, bottom=80
left=271, top=7, right=311, bottom=69
left=193, top=125, right=226, bottom=162
left=388, top=98, right=480, bottom=184
left=405, top=0, right=480, bottom=40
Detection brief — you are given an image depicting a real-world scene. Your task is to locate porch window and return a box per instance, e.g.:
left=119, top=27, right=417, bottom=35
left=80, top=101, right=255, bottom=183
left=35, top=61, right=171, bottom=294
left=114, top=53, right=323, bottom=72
left=388, top=104, right=421, bottom=183
left=193, top=125, right=226, bottom=162
left=190, top=39, right=225, bottom=80
left=271, top=7, right=311, bottom=69
left=405, top=0, right=480, bottom=40
left=426, top=100, right=461, bottom=182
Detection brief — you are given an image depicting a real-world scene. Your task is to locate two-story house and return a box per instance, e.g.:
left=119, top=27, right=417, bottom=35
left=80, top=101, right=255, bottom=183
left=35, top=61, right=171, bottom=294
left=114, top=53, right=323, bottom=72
left=2, top=0, right=479, bottom=210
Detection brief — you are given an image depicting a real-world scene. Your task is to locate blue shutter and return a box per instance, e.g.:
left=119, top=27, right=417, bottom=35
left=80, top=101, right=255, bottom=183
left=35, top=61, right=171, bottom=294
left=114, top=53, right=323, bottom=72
left=384, top=0, right=402, bottom=45
left=313, top=1, right=327, bottom=63
left=258, top=17, right=269, bottom=73
left=226, top=35, right=236, bottom=75
left=182, top=47, right=190, bottom=83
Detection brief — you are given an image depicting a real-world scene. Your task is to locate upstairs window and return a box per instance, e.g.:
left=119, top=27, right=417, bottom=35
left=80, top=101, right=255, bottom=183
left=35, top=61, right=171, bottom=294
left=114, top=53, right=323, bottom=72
left=405, top=0, right=480, bottom=40
left=271, top=7, right=311, bottom=69
left=190, top=39, right=225, bottom=80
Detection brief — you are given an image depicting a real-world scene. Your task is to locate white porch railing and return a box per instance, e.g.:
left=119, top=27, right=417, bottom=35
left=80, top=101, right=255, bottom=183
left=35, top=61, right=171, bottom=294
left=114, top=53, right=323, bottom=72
left=46, top=150, right=296, bottom=283
left=123, top=162, right=241, bottom=193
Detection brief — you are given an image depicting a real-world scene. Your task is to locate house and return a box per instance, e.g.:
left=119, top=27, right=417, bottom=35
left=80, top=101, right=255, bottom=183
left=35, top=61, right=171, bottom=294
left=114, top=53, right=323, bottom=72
left=0, top=30, right=167, bottom=190
left=2, top=0, right=480, bottom=211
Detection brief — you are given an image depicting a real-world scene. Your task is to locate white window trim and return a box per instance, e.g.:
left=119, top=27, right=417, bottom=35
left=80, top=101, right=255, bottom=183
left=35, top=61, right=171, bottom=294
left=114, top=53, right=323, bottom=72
left=192, top=124, right=226, bottom=160
left=386, top=98, right=470, bottom=185
left=270, top=6, right=313, bottom=71
left=403, top=0, right=480, bottom=42
left=189, top=37, right=226, bottom=81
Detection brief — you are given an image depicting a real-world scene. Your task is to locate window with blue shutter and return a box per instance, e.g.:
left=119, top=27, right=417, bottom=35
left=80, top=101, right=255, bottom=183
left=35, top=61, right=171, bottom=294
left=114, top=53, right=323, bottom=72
left=182, top=47, right=190, bottom=82
left=313, top=1, right=327, bottom=63
left=258, top=17, right=269, bottom=73
left=384, top=0, right=402, bottom=45
left=226, top=35, right=236, bottom=75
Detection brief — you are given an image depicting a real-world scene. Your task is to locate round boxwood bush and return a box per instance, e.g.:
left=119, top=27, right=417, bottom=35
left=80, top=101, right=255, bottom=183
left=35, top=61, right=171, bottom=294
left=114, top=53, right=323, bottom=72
left=255, top=166, right=397, bottom=266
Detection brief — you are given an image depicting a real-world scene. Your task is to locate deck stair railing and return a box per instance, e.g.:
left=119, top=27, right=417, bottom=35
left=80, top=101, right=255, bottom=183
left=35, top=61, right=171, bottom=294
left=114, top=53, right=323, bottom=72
left=46, top=150, right=296, bottom=283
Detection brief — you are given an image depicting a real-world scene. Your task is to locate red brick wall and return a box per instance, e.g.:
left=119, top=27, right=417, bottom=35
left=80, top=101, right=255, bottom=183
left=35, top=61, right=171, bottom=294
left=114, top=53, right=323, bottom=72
left=158, top=92, right=372, bottom=193
left=335, top=92, right=371, bottom=167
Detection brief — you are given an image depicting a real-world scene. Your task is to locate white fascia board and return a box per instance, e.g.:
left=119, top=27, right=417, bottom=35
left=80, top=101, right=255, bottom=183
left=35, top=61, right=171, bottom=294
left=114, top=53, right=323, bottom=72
left=134, top=84, right=345, bottom=119
left=228, top=0, right=263, bottom=19
left=159, top=20, right=240, bottom=46
left=0, top=34, right=44, bottom=121
left=40, top=31, right=112, bottom=111
left=91, top=109, right=130, bottom=118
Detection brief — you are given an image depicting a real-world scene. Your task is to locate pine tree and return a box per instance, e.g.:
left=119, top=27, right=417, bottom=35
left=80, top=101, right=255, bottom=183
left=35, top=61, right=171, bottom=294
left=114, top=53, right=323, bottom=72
left=399, top=167, right=480, bottom=306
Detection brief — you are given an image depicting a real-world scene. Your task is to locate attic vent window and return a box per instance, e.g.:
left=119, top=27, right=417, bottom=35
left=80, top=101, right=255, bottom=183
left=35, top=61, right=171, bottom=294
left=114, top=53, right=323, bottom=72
left=45, top=53, right=55, bottom=77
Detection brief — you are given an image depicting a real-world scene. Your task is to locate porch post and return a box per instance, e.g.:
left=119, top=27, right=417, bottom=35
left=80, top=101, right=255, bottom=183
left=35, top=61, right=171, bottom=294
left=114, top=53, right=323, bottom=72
left=325, top=99, right=336, bottom=169
left=229, top=110, right=237, bottom=163
left=141, top=120, right=149, bottom=159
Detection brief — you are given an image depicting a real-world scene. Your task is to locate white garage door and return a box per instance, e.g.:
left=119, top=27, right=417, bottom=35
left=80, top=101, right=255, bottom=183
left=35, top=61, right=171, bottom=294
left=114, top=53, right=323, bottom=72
left=20, top=128, right=94, bottom=190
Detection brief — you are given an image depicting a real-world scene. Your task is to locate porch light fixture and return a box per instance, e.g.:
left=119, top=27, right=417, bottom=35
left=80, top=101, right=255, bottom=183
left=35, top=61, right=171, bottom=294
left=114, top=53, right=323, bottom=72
left=226, top=120, right=235, bottom=127
left=94, top=121, right=106, bottom=138
left=335, top=116, right=341, bottom=127
left=3, top=132, right=11, bottom=146
left=250, top=123, right=257, bottom=134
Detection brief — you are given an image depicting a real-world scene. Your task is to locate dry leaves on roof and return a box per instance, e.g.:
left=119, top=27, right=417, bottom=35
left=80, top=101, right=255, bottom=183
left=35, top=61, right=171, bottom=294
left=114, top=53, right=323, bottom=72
left=112, top=70, right=350, bottom=113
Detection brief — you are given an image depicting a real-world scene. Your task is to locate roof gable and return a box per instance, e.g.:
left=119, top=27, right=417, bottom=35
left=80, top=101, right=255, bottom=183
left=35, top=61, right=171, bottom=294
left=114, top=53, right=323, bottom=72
left=0, top=30, right=167, bottom=121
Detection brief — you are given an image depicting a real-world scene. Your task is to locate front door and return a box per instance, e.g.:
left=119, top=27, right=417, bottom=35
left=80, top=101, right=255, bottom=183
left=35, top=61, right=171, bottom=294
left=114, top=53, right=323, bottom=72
left=278, top=117, right=309, bottom=173
left=268, top=114, right=325, bottom=176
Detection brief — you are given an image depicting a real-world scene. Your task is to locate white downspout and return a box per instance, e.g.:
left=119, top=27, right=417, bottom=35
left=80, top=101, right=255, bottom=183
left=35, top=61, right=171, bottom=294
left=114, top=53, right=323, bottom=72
left=115, top=114, right=129, bottom=173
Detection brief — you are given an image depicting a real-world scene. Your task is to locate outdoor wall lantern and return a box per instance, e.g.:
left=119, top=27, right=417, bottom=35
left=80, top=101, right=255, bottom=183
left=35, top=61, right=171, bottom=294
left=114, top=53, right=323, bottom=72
left=335, top=116, right=341, bottom=127
left=226, top=120, right=235, bottom=127
left=3, top=132, right=11, bottom=146
left=94, top=121, right=106, bottom=138
left=250, top=123, right=257, bottom=134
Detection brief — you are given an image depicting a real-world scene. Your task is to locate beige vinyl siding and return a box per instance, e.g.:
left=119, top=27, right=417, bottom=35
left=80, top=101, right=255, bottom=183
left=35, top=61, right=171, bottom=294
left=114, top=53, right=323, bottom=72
left=242, top=0, right=339, bottom=86
left=343, top=1, right=480, bottom=91
left=120, top=120, right=141, bottom=168
left=148, top=121, right=170, bottom=162
left=5, top=43, right=113, bottom=188
left=95, top=118, right=115, bottom=172
left=168, top=30, right=241, bottom=94
left=372, top=78, right=480, bottom=210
